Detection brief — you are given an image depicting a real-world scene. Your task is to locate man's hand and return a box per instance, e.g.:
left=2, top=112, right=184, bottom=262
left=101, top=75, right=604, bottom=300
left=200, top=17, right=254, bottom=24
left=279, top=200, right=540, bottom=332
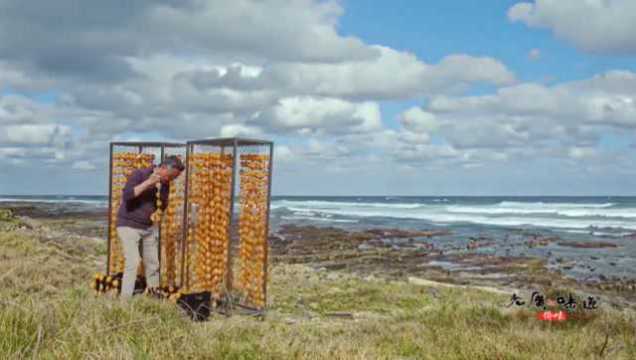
left=132, top=170, right=161, bottom=197
left=145, top=169, right=162, bottom=186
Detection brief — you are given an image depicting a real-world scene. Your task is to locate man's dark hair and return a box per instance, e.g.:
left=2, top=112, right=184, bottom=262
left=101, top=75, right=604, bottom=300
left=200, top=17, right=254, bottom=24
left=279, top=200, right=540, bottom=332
left=161, top=155, right=185, bottom=172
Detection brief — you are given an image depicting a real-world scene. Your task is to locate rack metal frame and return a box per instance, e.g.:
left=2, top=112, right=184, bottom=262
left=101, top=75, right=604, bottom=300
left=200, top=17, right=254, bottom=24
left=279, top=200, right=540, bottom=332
left=107, top=141, right=186, bottom=284
left=180, top=137, right=274, bottom=310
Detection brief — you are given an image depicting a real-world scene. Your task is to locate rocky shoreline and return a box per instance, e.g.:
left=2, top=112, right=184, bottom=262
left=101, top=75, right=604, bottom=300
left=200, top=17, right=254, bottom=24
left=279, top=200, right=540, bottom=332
left=2, top=202, right=635, bottom=310
left=270, top=224, right=636, bottom=309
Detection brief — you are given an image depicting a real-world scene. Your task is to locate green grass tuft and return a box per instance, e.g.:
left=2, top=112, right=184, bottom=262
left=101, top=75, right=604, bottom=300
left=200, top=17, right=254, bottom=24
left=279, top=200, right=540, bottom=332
left=1, top=228, right=635, bottom=359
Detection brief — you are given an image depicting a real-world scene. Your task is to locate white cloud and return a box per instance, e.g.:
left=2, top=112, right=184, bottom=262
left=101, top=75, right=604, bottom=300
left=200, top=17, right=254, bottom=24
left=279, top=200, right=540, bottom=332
left=258, top=96, right=382, bottom=135
left=0, top=0, right=634, bottom=194
left=1, top=124, right=71, bottom=146
left=428, top=71, right=636, bottom=129
left=72, top=160, right=97, bottom=171
left=429, top=55, right=515, bottom=88
left=273, top=145, right=294, bottom=163
left=509, top=0, right=636, bottom=54
left=344, top=70, right=636, bottom=175
left=144, top=0, right=378, bottom=63
left=398, top=131, right=431, bottom=145
left=219, top=124, right=262, bottom=138
left=398, top=107, right=439, bottom=133
left=568, top=147, right=597, bottom=160
left=350, top=102, right=383, bottom=133
left=528, top=48, right=541, bottom=60
left=0, top=0, right=518, bottom=167
left=258, top=47, right=515, bottom=100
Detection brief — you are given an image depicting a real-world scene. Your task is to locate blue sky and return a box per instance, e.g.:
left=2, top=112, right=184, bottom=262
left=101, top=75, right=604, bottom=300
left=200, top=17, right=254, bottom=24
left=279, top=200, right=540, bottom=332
left=0, top=0, right=635, bottom=195
left=341, top=0, right=636, bottom=125
left=342, top=0, right=636, bottom=81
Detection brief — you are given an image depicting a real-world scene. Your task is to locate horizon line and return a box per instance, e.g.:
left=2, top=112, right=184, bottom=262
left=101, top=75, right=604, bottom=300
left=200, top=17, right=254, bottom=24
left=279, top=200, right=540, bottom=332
left=2, top=194, right=636, bottom=198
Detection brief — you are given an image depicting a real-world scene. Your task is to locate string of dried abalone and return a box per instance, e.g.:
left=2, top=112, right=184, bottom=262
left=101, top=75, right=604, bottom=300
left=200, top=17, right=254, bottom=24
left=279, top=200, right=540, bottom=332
left=237, top=153, right=269, bottom=308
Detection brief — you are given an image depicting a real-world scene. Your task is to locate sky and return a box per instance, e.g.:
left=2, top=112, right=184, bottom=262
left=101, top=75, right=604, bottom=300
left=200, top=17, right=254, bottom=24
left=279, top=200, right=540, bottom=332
left=1, top=0, right=636, bottom=196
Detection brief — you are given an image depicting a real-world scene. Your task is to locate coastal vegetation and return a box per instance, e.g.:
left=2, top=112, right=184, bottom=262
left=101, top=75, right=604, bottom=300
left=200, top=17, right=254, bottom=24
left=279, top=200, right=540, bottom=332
left=1, top=209, right=635, bottom=359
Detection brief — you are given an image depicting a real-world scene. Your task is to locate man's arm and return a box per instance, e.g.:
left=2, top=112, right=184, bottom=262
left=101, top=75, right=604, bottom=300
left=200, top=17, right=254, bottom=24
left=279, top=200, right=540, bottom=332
left=122, top=170, right=160, bottom=202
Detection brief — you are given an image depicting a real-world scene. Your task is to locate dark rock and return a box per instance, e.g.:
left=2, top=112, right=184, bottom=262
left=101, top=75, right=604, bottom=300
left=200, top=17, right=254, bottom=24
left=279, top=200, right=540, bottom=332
left=527, top=236, right=557, bottom=248
left=364, top=228, right=450, bottom=239
left=557, top=241, right=619, bottom=249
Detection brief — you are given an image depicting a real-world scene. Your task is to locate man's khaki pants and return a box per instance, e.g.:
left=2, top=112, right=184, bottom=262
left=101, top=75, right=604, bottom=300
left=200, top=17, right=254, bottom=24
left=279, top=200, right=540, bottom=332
left=116, top=226, right=160, bottom=298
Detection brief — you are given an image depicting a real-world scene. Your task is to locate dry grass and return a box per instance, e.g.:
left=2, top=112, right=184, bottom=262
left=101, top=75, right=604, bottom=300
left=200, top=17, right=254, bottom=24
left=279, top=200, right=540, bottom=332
left=1, top=223, right=636, bottom=359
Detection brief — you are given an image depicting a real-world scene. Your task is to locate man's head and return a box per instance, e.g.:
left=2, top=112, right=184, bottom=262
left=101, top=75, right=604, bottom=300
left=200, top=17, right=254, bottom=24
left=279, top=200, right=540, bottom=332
left=157, top=155, right=185, bottom=183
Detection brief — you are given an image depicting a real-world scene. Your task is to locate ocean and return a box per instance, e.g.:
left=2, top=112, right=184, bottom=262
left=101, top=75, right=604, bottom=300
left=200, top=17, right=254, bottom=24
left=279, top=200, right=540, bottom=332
left=2, top=195, right=636, bottom=234
left=270, top=196, right=636, bottom=234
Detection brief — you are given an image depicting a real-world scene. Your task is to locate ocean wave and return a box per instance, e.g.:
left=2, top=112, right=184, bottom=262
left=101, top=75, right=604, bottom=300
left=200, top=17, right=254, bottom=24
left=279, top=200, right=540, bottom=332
left=272, top=199, right=633, bottom=219
left=271, top=199, right=636, bottom=231
left=278, top=207, right=636, bottom=230
left=0, top=197, right=107, bottom=207
left=497, top=201, right=615, bottom=209
left=273, top=199, right=617, bottom=210
left=271, top=200, right=422, bottom=209
left=280, top=215, right=359, bottom=223
left=445, top=206, right=636, bottom=218
left=562, top=229, right=634, bottom=237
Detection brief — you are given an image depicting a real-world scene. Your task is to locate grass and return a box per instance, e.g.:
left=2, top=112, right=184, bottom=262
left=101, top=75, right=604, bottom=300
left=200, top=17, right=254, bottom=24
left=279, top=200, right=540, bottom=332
left=1, top=219, right=636, bottom=359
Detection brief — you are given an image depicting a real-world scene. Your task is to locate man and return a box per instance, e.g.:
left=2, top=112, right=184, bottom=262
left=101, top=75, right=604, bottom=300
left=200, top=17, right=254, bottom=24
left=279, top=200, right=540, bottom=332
left=116, top=155, right=185, bottom=298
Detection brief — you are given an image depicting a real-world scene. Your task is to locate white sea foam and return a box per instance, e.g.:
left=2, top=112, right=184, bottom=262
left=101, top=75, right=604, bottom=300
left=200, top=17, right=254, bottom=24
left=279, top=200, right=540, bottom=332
left=446, top=205, right=636, bottom=218
left=280, top=215, right=358, bottom=223
left=563, top=229, right=634, bottom=237
left=497, top=201, right=614, bottom=209
left=0, top=197, right=107, bottom=207
left=271, top=199, right=636, bottom=231
left=271, top=200, right=421, bottom=209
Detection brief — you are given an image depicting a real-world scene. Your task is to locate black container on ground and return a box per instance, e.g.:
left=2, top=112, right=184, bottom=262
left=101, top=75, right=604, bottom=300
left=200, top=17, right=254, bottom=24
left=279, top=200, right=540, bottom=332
left=178, top=291, right=211, bottom=321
